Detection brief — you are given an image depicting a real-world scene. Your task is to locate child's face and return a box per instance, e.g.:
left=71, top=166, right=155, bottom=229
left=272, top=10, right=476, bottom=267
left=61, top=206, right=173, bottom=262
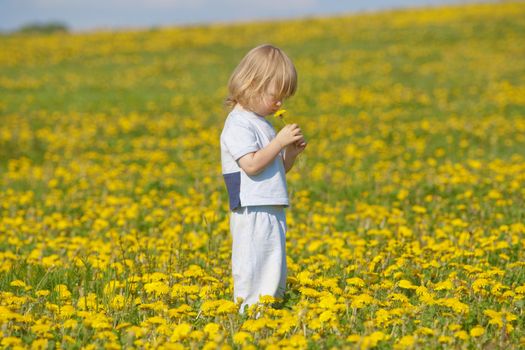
left=251, top=89, right=283, bottom=117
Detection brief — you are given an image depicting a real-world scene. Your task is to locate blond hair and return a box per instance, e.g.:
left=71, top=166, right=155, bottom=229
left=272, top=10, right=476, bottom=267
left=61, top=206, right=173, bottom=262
left=226, top=44, right=297, bottom=110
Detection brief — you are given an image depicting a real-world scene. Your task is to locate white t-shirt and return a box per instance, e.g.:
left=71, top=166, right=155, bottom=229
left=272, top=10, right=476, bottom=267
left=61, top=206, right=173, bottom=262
left=221, top=105, right=289, bottom=210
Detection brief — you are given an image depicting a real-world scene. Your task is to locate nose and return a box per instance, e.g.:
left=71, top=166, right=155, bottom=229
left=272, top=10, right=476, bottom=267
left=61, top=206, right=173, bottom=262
left=275, top=100, right=282, bottom=107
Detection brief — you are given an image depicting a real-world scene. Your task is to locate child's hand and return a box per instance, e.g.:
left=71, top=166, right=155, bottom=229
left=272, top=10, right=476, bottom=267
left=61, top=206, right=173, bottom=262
left=276, top=124, right=303, bottom=148
left=286, top=137, right=307, bottom=157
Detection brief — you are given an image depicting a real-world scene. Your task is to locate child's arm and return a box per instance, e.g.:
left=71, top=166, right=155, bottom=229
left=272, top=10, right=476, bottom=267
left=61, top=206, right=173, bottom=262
left=283, top=138, right=307, bottom=173
left=238, top=124, right=303, bottom=176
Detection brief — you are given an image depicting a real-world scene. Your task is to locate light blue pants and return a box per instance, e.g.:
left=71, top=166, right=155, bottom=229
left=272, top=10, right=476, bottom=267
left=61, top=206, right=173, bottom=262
left=230, top=205, right=287, bottom=314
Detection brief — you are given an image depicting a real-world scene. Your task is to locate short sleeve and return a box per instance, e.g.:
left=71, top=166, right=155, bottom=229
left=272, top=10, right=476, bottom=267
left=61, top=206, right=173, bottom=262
left=222, top=120, right=259, bottom=160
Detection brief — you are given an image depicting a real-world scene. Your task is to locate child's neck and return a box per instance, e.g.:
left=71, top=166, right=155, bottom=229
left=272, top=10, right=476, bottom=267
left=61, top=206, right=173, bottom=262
left=236, top=103, right=266, bottom=118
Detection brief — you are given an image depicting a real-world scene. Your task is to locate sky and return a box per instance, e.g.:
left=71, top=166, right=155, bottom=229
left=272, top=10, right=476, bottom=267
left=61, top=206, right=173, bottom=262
left=1, top=0, right=488, bottom=32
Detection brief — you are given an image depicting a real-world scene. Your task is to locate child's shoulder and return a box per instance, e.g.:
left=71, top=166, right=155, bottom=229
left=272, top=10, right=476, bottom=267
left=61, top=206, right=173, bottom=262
left=225, top=108, right=254, bottom=128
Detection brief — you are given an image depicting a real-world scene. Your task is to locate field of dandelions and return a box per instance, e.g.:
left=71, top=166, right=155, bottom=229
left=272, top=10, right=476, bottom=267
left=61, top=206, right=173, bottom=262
left=1, top=2, right=525, bottom=349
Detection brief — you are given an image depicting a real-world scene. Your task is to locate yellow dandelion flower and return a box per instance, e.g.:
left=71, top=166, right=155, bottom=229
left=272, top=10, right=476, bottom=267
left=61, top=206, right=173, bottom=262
left=144, top=281, right=170, bottom=297
left=110, top=295, right=125, bottom=310
left=351, top=293, right=374, bottom=308
left=63, top=319, right=78, bottom=329
left=216, top=300, right=238, bottom=314
left=398, top=279, right=417, bottom=289
left=363, top=331, right=389, bottom=348
left=273, top=109, right=287, bottom=119
left=31, top=322, right=52, bottom=335
left=31, top=338, right=49, bottom=350
left=233, top=331, right=252, bottom=345
left=204, top=322, right=221, bottom=338
left=59, top=304, right=75, bottom=318
left=434, top=280, right=454, bottom=291
left=258, top=295, right=277, bottom=304
left=319, top=310, right=334, bottom=323
left=412, top=205, right=427, bottom=214
left=454, top=330, right=469, bottom=340
left=54, top=284, right=71, bottom=300
left=1, top=337, right=23, bottom=347
left=346, top=334, right=361, bottom=342
left=484, top=309, right=517, bottom=329
left=10, top=280, right=26, bottom=288
left=170, top=323, right=192, bottom=342
left=470, top=326, right=485, bottom=337
left=36, top=290, right=50, bottom=297
left=287, top=334, right=307, bottom=347
left=394, top=335, right=415, bottom=349
left=417, top=327, right=434, bottom=336
left=346, top=277, right=365, bottom=287
left=439, top=335, right=453, bottom=344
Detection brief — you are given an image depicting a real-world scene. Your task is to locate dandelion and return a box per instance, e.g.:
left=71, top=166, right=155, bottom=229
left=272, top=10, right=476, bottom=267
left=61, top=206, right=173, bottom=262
left=233, top=331, right=252, bottom=345
left=216, top=300, right=238, bottom=315
left=54, top=284, right=71, bottom=300
left=204, top=323, right=221, bottom=338
left=143, top=281, right=170, bottom=297
left=483, top=309, right=517, bottom=331
left=35, top=290, right=50, bottom=297
left=1, top=337, right=23, bottom=347
left=10, top=280, right=27, bottom=288
left=470, top=325, right=485, bottom=337
left=398, top=279, right=417, bottom=289
left=273, top=109, right=288, bottom=128
left=170, top=323, right=192, bottom=342
left=273, top=109, right=287, bottom=120
left=394, top=335, right=415, bottom=349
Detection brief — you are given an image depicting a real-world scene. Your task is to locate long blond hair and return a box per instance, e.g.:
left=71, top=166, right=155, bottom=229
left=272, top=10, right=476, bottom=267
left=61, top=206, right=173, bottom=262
left=226, top=44, right=297, bottom=110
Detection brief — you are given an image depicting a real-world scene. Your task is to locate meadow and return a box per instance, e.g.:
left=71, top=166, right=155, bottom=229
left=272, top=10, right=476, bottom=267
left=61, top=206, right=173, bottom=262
left=1, top=2, right=525, bottom=349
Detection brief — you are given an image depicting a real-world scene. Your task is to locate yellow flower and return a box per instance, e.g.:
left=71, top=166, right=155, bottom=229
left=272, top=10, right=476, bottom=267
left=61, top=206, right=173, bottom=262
left=258, top=295, right=277, bottom=304
left=10, top=280, right=27, bottom=288
left=434, top=280, right=454, bottom=291
left=439, top=335, right=453, bottom=344
left=417, top=327, right=434, bottom=336
left=216, top=300, right=238, bottom=314
left=273, top=109, right=287, bottom=119
left=59, top=304, right=75, bottom=318
left=398, top=279, right=417, bottom=289
left=437, top=297, right=469, bottom=314
left=171, top=323, right=192, bottom=342
left=319, top=310, right=334, bottom=323
left=31, top=321, right=52, bottom=335
left=144, top=281, right=170, bottom=297
left=346, top=277, right=365, bottom=287
left=351, top=293, right=375, bottom=308
left=470, top=326, right=485, bottom=337
left=412, top=205, right=427, bottom=214
left=363, top=331, right=389, bottom=347
left=63, top=319, right=78, bottom=329
left=36, top=290, right=50, bottom=297
left=233, top=331, right=252, bottom=345
left=110, top=295, right=125, bottom=310
left=346, top=334, right=361, bottom=342
left=31, top=338, right=49, bottom=350
left=483, top=309, right=517, bottom=330
left=54, top=284, right=71, bottom=300
left=454, top=330, right=469, bottom=340
left=204, top=323, right=221, bottom=338
left=1, top=337, right=23, bottom=347
left=394, top=335, right=415, bottom=349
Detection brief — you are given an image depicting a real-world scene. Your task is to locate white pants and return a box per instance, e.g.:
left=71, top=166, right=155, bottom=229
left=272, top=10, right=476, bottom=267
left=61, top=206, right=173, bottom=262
left=230, top=205, right=287, bottom=314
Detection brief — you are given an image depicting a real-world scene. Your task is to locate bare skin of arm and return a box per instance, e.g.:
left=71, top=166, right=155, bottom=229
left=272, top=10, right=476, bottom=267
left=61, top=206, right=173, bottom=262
left=283, top=138, right=307, bottom=173
left=238, top=124, right=304, bottom=176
